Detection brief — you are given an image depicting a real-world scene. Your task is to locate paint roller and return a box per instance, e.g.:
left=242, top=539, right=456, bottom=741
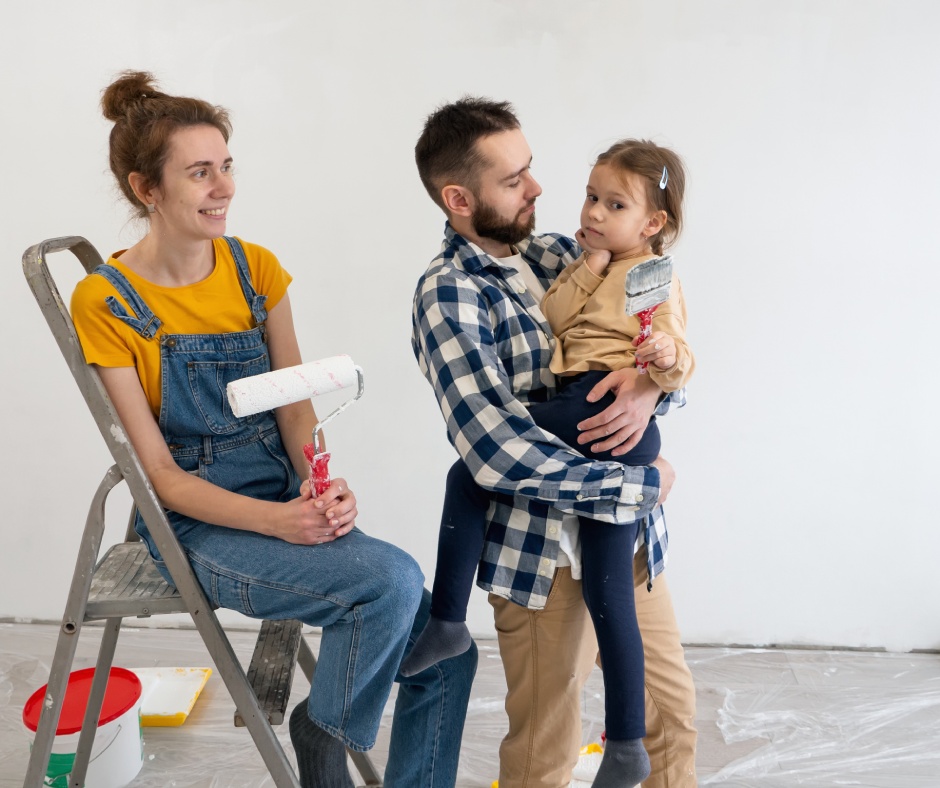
left=226, top=355, right=365, bottom=495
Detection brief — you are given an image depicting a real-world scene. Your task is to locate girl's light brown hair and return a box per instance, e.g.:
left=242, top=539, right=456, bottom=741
left=101, top=71, right=232, bottom=217
left=596, top=139, right=686, bottom=256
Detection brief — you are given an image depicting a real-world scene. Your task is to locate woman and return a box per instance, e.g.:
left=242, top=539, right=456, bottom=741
left=71, top=70, right=476, bottom=787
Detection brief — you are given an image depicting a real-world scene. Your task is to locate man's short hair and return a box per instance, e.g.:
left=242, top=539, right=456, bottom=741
left=415, top=96, right=520, bottom=211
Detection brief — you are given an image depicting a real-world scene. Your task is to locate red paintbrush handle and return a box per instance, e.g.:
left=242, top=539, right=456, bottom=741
left=303, top=443, right=332, bottom=496
left=636, top=305, right=659, bottom=373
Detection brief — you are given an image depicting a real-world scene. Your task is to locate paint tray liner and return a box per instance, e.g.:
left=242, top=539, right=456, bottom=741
left=132, top=667, right=212, bottom=727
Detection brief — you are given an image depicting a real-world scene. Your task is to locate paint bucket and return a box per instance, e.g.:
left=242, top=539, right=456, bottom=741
left=22, top=667, right=144, bottom=788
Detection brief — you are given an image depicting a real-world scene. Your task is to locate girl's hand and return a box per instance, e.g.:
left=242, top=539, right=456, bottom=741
left=276, top=478, right=357, bottom=545
left=575, top=228, right=612, bottom=275
left=635, top=331, right=676, bottom=370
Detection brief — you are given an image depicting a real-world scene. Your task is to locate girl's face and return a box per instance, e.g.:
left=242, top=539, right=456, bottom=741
left=580, top=163, right=664, bottom=260
left=148, top=124, right=235, bottom=244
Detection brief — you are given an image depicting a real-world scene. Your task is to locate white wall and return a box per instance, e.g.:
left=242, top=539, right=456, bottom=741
left=2, top=0, right=937, bottom=652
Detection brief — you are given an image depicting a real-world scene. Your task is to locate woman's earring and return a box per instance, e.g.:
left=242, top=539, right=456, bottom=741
left=146, top=203, right=156, bottom=214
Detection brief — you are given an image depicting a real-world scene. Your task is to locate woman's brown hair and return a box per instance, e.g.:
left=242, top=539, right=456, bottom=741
left=101, top=71, right=232, bottom=217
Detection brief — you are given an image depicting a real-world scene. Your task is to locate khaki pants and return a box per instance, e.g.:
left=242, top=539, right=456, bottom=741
left=489, top=550, right=697, bottom=788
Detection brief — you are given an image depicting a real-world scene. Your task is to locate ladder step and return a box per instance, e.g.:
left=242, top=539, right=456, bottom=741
left=87, top=543, right=186, bottom=620
left=234, top=619, right=303, bottom=727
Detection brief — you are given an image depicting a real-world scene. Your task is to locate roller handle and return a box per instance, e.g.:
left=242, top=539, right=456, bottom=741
left=303, top=443, right=331, bottom=496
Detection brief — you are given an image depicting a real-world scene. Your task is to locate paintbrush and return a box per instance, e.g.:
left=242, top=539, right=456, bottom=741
left=624, top=256, right=673, bottom=373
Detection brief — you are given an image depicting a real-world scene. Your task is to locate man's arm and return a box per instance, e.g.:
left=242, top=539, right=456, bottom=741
left=412, top=270, right=661, bottom=524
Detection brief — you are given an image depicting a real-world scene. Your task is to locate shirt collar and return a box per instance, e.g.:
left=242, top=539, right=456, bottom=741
left=443, top=221, right=537, bottom=275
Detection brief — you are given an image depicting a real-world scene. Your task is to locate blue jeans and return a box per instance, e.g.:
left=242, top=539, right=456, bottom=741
left=147, top=418, right=476, bottom=781
left=159, top=521, right=477, bottom=785
left=177, top=523, right=423, bottom=749
left=387, top=589, right=478, bottom=787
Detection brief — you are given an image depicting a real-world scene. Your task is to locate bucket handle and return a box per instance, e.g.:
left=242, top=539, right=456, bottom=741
left=87, top=723, right=123, bottom=763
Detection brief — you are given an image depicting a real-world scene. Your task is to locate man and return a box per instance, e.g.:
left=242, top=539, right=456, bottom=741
left=411, top=97, right=697, bottom=788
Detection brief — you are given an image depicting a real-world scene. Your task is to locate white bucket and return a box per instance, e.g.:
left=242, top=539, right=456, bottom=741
left=23, top=667, right=144, bottom=788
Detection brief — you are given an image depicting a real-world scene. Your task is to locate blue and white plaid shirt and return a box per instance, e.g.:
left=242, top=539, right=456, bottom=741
left=412, top=223, right=685, bottom=609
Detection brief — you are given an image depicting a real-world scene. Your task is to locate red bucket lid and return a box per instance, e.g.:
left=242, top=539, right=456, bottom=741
left=23, top=667, right=142, bottom=735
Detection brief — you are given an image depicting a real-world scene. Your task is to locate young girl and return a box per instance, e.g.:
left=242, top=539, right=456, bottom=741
left=403, top=139, right=693, bottom=787
left=70, top=71, right=475, bottom=788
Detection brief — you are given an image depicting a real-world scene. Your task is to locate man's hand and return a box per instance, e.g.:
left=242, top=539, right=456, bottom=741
left=577, top=367, right=662, bottom=456
left=650, top=455, right=675, bottom=506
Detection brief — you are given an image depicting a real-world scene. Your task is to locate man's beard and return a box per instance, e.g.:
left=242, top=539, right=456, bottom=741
left=471, top=198, right=536, bottom=247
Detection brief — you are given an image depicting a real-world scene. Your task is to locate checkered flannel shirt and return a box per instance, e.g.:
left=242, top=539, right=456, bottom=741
left=412, top=223, right=686, bottom=609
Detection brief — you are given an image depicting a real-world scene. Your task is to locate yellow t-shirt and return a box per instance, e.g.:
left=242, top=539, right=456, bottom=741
left=70, top=236, right=291, bottom=417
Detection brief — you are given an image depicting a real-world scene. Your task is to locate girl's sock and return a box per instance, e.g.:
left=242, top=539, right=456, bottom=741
left=399, top=617, right=472, bottom=677
left=592, top=738, right=651, bottom=788
left=288, top=702, right=354, bottom=788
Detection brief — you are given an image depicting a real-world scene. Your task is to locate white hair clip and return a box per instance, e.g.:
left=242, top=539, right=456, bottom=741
left=659, top=166, right=668, bottom=190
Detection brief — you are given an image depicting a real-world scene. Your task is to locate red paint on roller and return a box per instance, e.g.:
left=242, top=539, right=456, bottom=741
left=303, top=443, right=332, bottom=496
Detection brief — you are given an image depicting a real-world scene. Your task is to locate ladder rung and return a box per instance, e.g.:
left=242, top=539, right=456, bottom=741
left=234, top=619, right=303, bottom=727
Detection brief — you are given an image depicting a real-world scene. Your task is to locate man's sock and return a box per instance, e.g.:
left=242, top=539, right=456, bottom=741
left=288, top=702, right=354, bottom=788
left=399, top=617, right=472, bottom=677
left=592, top=738, right=651, bottom=788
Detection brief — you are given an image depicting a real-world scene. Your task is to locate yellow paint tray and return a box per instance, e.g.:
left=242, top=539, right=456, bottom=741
left=132, top=667, right=213, bottom=727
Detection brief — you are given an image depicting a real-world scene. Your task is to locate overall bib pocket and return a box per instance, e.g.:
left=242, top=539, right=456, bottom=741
left=187, top=354, right=269, bottom=435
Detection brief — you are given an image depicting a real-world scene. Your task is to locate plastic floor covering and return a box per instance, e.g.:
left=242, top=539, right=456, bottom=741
left=2, top=622, right=938, bottom=787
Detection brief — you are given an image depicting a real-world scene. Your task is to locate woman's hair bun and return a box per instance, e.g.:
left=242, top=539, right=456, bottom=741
left=101, top=70, right=231, bottom=217
left=101, top=70, right=161, bottom=121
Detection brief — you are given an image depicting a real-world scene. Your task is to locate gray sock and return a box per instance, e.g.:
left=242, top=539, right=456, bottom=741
left=399, top=617, right=473, bottom=677
left=592, top=738, right=651, bottom=788
left=288, top=702, right=354, bottom=788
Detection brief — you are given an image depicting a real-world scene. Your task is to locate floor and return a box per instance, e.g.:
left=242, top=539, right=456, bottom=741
left=2, top=622, right=938, bottom=787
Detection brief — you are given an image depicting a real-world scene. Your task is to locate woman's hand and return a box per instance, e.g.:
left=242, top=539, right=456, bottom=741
left=635, top=331, right=677, bottom=370
left=313, top=478, right=358, bottom=536
left=276, top=478, right=358, bottom=545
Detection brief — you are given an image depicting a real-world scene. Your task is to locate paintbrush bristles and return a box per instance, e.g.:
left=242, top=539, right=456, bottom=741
left=625, top=256, right=673, bottom=295
left=624, top=256, right=673, bottom=316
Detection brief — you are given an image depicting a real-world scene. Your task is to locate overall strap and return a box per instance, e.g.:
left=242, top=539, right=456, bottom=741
left=92, top=264, right=162, bottom=339
left=223, top=236, right=268, bottom=327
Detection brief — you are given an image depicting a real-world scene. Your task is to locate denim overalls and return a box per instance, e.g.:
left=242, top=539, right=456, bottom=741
left=97, top=237, right=297, bottom=554
left=94, top=238, right=475, bottom=781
